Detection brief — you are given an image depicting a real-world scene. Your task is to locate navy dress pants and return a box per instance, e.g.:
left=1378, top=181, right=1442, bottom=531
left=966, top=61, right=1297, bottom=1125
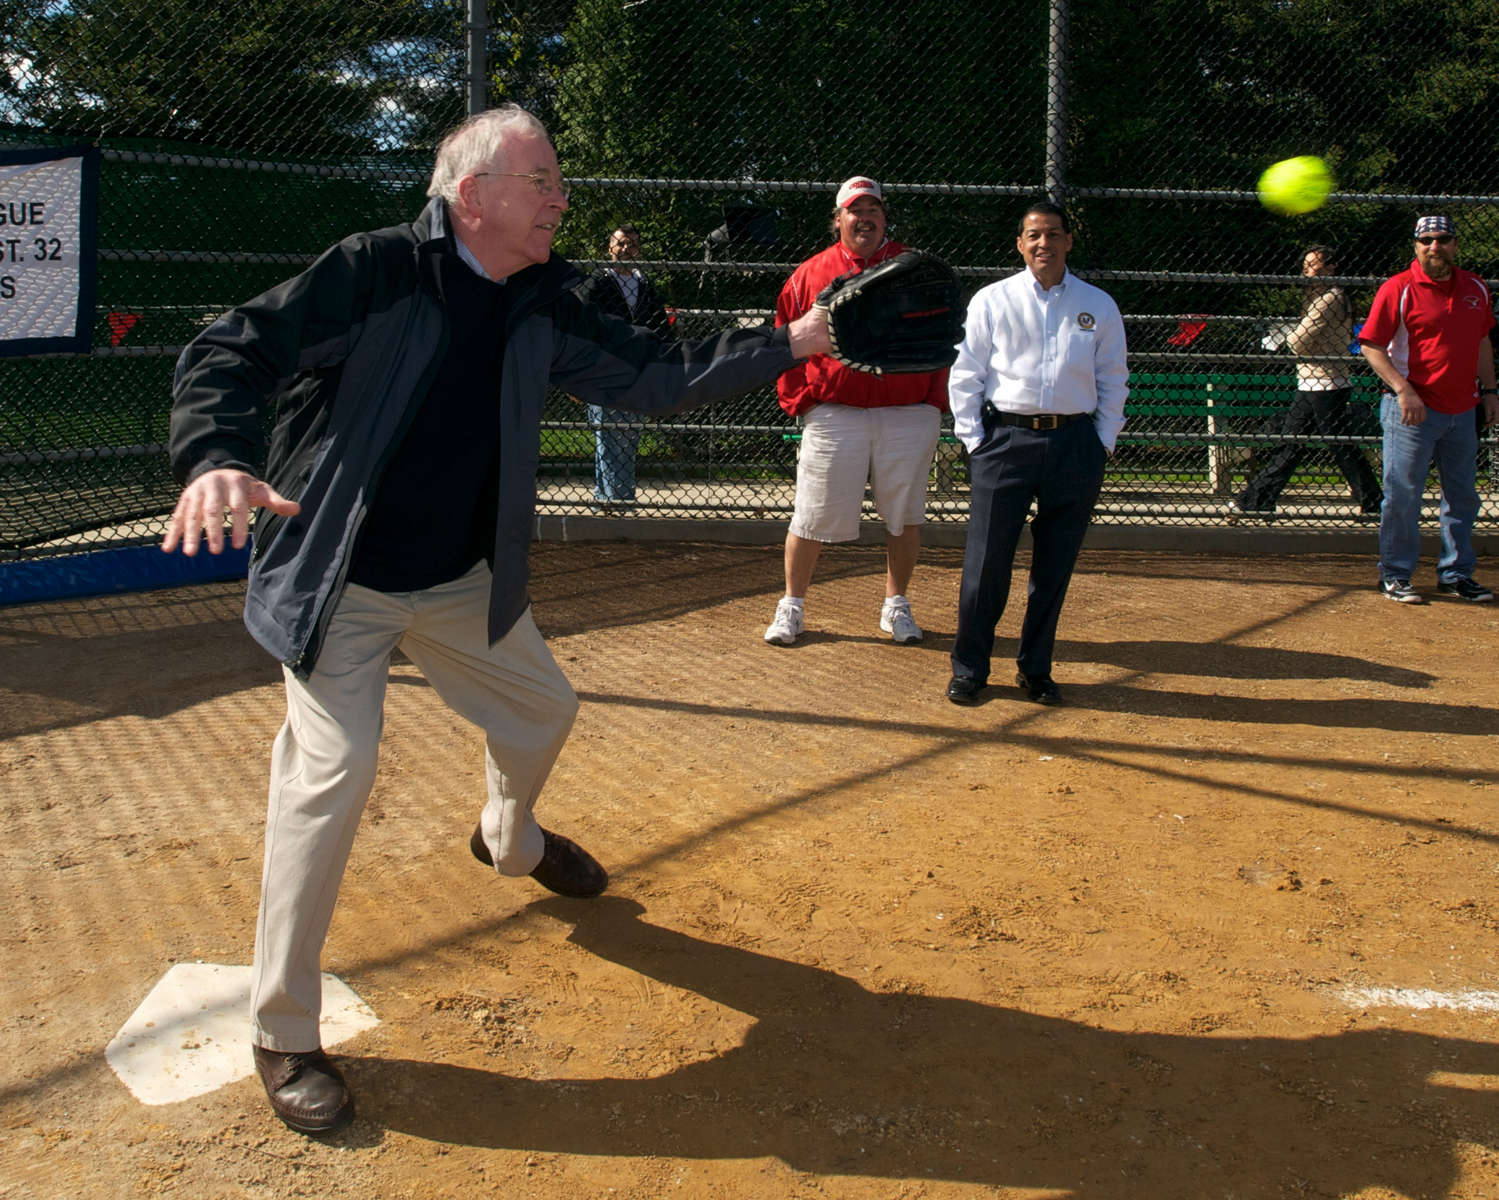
left=951, top=415, right=1107, bottom=684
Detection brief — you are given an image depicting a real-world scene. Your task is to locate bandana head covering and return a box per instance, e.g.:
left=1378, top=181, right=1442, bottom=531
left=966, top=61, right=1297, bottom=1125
left=1414, top=215, right=1456, bottom=238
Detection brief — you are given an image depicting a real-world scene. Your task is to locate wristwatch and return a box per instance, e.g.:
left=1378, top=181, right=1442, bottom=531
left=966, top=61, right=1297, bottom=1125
left=1483, top=387, right=1499, bottom=396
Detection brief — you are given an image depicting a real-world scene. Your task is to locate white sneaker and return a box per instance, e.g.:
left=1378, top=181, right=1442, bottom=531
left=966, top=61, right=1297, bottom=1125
left=764, top=598, right=804, bottom=645
left=880, top=598, right=923, bottom=644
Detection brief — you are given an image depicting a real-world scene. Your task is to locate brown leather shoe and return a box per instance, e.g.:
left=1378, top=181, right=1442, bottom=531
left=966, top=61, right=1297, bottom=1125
left=252, top=1045, right=354, bottom=1134
left=471, top=825, right=609, bottom=899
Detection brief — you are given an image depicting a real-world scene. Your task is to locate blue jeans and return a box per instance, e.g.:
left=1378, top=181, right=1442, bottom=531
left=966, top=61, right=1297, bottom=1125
left=1378, top=394, right=1480, bottom=584
left=588, top=405, right=643, bottom=501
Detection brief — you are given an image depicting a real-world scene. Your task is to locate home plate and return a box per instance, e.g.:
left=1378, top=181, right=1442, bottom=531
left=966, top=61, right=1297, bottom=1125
left=106, top=963, right=379, bottom=1105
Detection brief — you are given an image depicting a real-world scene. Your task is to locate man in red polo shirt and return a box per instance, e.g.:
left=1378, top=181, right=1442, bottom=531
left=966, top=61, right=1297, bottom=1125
left=762, top=176, right=949, bottom=646
left=1359, top=215, right=1498, bottom=604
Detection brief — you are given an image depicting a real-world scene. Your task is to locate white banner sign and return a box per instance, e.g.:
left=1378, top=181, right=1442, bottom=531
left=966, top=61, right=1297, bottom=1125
left=0, top=145, right=99, bottom=355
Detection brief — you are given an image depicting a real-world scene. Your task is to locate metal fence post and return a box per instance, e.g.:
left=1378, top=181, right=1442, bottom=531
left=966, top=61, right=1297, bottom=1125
left=1045, top=0, right=1068, bottom=206
left=467, top=0, right=488, bottom=116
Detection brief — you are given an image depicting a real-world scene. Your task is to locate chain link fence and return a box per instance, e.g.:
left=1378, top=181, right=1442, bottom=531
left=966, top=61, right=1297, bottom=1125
left=4, top=0, right=1497, bottom=564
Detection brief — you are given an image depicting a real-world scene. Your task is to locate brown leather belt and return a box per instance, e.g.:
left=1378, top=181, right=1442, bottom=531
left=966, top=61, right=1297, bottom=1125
left=985, top=406, right=1088, bottom=431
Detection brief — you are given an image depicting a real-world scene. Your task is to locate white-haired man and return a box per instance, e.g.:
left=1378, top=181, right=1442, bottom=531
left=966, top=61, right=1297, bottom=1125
left=163, top=105, right=831, bottom=1134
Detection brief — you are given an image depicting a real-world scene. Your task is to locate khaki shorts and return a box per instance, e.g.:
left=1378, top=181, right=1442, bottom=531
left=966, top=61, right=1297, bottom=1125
left=789, top=403, right=942, bottom=543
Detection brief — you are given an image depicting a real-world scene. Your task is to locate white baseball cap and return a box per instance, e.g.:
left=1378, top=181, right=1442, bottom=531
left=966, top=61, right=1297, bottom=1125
left=835, top=176, right=883, bottom=209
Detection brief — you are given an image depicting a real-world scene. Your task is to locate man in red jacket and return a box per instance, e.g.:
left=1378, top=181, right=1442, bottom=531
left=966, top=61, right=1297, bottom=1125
left=764, top=176, right=949, bottom=646
left=1359, top=215, right=1498, bottom=605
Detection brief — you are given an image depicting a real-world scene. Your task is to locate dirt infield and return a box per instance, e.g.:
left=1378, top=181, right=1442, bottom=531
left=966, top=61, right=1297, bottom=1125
left=3, top=540, right=1498, bottom=1199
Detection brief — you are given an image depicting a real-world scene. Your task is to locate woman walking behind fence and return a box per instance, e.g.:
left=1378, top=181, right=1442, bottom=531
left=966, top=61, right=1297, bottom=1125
left=1228, top=245, right=1382, bottom=521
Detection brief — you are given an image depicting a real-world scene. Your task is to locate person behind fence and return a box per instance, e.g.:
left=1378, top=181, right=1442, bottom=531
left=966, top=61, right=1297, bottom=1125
left=762, top=175, right=949, bottom=647
left=1226, top=245, right=1382, bottom=523
left=574, top=223, right=674, bottom=509
left=945, top=200, right=1128, bottom=708
left=160, top=104, right=833, bottom=1136
left=1358, top=215, right=1498, bottom=605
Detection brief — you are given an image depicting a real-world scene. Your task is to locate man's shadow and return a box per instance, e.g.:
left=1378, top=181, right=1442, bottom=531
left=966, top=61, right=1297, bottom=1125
left=365, top=898, right=1496, bottom=1197
left=1073, top=638, right=1435, bottom=687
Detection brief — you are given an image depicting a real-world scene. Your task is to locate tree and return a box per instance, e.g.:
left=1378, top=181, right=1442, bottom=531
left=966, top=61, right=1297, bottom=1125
left=1067, top=0, right=1499, bottom=291
left=552, top=0, right=1045, bottom=307
left=2, top=0, right=462, bottom=157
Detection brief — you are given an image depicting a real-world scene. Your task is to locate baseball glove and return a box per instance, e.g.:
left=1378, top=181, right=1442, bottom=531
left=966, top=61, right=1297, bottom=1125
left=814, top=250, right=964, bottom=375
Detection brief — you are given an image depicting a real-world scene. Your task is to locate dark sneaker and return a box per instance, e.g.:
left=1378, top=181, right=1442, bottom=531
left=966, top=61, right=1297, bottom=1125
left=1437, top=577, right=1495, bottom=603
left=1224, top=500, right=1274, bottom=524
left=1378, top=579, right=1424, bottom=604
left=252, top=1046, right=354, bottom=1134
left=472, top=825, right=608, bottom=898
left=528, top=828, right=609, bottom=897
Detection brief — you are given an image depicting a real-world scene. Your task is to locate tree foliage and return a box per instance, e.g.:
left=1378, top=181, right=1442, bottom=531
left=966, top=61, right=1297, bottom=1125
left=2, top=0, right=463, bottom=156
left=3, top=0, right=1494, bottom=301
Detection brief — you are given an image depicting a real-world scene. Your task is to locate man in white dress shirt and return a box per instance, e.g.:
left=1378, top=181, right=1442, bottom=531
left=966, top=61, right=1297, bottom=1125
left=945, top=200, right=1129, bottom=706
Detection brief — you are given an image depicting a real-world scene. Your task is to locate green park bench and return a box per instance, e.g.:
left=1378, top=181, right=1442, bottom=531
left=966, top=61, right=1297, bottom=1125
left=1123, top=371, right=1384, bottom=495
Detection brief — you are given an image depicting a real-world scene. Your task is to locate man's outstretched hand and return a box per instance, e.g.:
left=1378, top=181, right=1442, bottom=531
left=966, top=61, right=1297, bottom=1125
left=785, top=306, right=832, bottom=360
left=161, top=468, right=300, bottom=556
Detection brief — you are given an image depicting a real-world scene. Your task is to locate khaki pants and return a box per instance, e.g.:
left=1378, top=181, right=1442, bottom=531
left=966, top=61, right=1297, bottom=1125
left=249, top=563, right=578, bottom=1050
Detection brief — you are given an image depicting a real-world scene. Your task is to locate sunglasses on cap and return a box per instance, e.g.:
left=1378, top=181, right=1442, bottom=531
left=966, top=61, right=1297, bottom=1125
left=1415, top=234, right=1454, bottom=246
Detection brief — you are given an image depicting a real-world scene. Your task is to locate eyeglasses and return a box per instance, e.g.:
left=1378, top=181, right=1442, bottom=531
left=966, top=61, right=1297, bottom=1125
left=1415, top=234, right=1454, bottom=246
left=471, top=171, right=571, bottom=200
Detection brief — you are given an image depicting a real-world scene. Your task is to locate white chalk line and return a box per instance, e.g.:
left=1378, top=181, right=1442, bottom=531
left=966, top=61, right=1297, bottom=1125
left=1335, top=986, right=1499, bottom=1013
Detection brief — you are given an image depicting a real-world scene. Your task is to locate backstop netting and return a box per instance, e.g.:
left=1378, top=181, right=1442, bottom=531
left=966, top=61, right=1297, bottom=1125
left=3, top=0, right=1497, bottom=582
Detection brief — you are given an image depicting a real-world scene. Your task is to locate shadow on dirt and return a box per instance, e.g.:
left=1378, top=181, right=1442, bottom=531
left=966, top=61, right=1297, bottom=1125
left=1053, top=681, right=1496, bottom=734
left=362, top=897, right=1496, bottom=1199
left=0, top=583, right=276, bottom=739
left=1074, top=638, right=1434, bottom=686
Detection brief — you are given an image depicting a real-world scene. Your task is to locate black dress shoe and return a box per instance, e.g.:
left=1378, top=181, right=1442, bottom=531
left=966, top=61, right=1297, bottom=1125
left=946, top=676, right=985, bottom=705
left=252, top=1046, right=354, bottom=1134
left=471, top=825, right=609, bottom=898
left=1015, top=671, right=1062, bottom=705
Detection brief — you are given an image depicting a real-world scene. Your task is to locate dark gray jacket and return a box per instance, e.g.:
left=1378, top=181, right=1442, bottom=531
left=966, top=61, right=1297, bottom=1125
left=574, top=266, right=673, bottom=338
left=170, top=198, right=794, bottom=674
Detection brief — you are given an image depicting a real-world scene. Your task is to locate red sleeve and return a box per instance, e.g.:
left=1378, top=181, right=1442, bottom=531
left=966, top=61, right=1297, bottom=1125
left=1358, top=275, right=1404, bottom=348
